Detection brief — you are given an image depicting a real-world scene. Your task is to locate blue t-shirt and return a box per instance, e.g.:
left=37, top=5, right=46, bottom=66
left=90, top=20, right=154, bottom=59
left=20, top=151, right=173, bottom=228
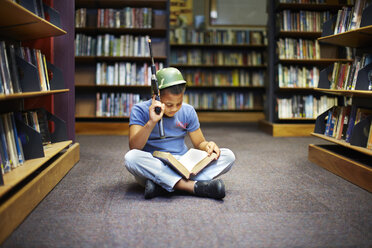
left=129, top=99, right=200, bottom=155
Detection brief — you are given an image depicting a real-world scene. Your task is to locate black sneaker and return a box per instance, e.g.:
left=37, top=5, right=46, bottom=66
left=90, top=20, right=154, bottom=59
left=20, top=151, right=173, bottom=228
left=144, top=180, right=169, bottom=199
left=194, top=179, right=225, bottom=199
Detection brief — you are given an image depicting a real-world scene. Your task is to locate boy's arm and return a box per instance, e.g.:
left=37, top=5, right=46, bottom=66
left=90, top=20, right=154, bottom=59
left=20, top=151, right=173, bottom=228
left=188, top=128, right=220, bottom=158
left=129, top=97, right=164, bottom=150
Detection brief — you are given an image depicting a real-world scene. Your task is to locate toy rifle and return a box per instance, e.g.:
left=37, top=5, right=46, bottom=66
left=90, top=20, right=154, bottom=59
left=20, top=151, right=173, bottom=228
left=148, top=39, right=165, bottom=139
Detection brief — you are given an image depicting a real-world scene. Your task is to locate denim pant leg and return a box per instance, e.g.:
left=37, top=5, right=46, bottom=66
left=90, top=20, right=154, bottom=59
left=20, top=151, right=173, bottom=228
left=191, top=148, right=235, bottom=181
left=124, top=149, right=182, bottom=192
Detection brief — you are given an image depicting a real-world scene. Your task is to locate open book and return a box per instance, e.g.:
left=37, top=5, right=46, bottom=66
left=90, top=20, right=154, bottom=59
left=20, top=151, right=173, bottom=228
left=153, top=148, right=218, bottom=179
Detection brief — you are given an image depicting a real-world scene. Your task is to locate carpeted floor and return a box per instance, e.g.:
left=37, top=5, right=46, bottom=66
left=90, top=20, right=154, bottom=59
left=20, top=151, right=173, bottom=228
left=2, top=123, right=372, bottom=248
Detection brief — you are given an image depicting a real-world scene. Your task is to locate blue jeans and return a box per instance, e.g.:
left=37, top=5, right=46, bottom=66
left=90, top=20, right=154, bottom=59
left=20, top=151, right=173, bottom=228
left=124, top=148, right=235, bottom=192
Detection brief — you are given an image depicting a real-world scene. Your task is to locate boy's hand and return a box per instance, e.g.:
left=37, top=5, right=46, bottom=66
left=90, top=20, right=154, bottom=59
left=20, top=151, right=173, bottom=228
left=149, top=96, right=165, bottom=124
left=205, top=141, right=220, bottom=159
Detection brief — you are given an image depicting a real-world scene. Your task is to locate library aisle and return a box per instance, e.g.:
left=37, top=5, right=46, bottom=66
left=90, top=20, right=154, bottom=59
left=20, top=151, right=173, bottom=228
left=2, top=124, right=372, bottom=247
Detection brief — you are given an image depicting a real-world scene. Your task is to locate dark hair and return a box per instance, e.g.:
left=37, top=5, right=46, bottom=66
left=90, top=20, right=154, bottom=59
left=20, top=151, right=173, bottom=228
left=160, top=83, right=186, bottom=95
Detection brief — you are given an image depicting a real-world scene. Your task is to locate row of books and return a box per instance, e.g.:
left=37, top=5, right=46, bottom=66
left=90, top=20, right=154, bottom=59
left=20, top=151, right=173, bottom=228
left=277, top=95, right=337, bottom=118
left=333, top=0, right=368, bottom=34
left=183, top=92, right=263, bottom=111
left=277, top=38, right=320, bottom=60
left=170, top=50, right=265, bottom=66
left=13, top=0, right=46, bottom=20
left=0, top=109, right=51, bottom=175
left=329, top=54, right=372, bottom=90
left=183, top=70, right=265, bottom=87
left=170, top=28, right=267, bottom=45
left=95, top=62, right=164, bottom=86
left=324, top=105, right=372, bottom=149
left=278, top=64, right=319, bottom=88
left=75, top=7, right=153, bottom=28
left=75, top=34, right=150, bottom=57
left=278, top=10, right=330, bottom=32
left=0, top=41, right=50, bottom=95
left=96, top=92, right=141, bottom=117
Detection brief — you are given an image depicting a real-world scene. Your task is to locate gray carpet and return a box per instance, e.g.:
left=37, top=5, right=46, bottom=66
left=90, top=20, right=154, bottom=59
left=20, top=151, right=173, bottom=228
left=2, top=123, right=372, bottom=248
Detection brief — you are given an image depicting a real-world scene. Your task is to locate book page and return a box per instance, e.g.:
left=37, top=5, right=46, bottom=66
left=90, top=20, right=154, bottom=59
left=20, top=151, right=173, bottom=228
left=178, top=149, right=208, bottom=172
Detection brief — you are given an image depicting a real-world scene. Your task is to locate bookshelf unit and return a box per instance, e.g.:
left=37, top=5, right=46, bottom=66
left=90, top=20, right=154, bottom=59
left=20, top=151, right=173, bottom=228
left=261, top=0, right=349, bottom=136
left=75, top=0, right=169, bottom=135
left=169, top=30, right=267, bottom=123
left=309, top=3, right=372, bottom=192
left=0, top=1, right=79, bottom=243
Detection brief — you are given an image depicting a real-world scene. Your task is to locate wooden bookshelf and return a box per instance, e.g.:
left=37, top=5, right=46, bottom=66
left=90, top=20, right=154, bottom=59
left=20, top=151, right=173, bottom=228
left=278, top=87, right=316, bottom=92
left=309, top=4, right=372, bottom=192
left=74, top=0, right=169, bottom=133
left=170, top=64, right=267, bottom=69
left=0, top=141, right=72, bottom=198
left=0, top=89, right=69, bottom=101
left=75, top=0, right=167, bottom=9
left=0, top=1, right=66, bottom=40
left=170, top=43, right=267, bottom=48
left=314, top=88, right=372, bottom=97
left=318, top=25, right=372, bottom=48
left=0, top=1, right=79, bottom=244
left=75, top=27, right=167, bottom=36
left=170, top=28, right=267, bottom=116
left=278, top=31, right=322, bottom=39
left=309, top=144, right=372, bottom=192
left=279, top=58, right=353, bottom=65
left=75, top=56, right=167, bottom=63
left=311, top=133, right=372, bottom=156
left=259, top=119, right=315, bottom=137
left=276, top=3, right=352, bottom=11
left=265, top=0, right=344, bottom=136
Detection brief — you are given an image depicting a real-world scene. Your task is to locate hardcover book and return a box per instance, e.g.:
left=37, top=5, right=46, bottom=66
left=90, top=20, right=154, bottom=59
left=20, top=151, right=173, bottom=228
left=153, top=148, right=217, bottom=179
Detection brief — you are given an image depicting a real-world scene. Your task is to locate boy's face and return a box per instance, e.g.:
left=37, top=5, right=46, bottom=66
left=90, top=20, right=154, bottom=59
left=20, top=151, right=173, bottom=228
left=160, top=92, right=184, bottom=117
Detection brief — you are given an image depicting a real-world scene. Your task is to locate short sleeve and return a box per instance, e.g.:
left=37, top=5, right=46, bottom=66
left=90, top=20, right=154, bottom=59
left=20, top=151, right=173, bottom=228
left=186, top=105, right=200, bottom=132
left=129, top=103, right=148, bottom=126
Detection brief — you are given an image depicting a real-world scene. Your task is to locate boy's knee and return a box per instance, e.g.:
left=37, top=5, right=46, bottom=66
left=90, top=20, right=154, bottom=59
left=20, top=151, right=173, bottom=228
left=221, top=148, right=235, bottom=164
left=124, top=149, right=139, bottom=169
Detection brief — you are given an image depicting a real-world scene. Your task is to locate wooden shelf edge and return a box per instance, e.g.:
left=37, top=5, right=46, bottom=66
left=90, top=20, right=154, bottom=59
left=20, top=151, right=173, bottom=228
left=0, top=1, right=66, bottom=40
left=259, top=119, right=315, bottom=137
left=170, top=43, right=267, bottom=48
left=311, top=132, right=372, bottom=156
left=313, top=88, right=372, bottom=97
left=0, top=143, right=80, bottom=244
left=0, top=89, right=69, bottom=101
left=308, top=144, right=372, bottom=193
left=197, top=112, right=264, bottom=123
left=0, top=141, right=73, bottom=198
left=76, top=122, right=130, bottom=135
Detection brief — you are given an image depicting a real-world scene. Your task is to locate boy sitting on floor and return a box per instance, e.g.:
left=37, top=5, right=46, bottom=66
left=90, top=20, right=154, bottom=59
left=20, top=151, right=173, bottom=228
left=124, top=67, right=235, bottom=199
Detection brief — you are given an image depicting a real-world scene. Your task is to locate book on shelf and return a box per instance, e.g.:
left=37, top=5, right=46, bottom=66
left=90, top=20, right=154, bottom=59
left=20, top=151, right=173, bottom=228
left=95, top=61, right=163, bottom=86
left=153, top=148, right=218, bottom=179
left=75, top=7, right=153, bottom=28
left=184, top=91, right=263, bottom=111
left=367, top=122, right=372, bottom=149
left=324, top=105, right=372, bottom=148
left=279, top=10, right=330, bottom=32
left=0, top=113, right=25, bottom=171
left=278, top=64, right=319, bottom=88
left=170, top=49, right=265, bottom=66
left=333, top=0, right=367, bottom=34
left=95, top=92, right=141, bottom=117
left=169, top=28, right=267, bottom=45
left=277, top=95, right=337, bottom=119
left=327, top=53, right=372, bottom=90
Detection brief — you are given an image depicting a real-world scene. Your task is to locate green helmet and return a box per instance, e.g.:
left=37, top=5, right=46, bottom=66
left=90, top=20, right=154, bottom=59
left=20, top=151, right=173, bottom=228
left=156, top=67, right=186, bottom=90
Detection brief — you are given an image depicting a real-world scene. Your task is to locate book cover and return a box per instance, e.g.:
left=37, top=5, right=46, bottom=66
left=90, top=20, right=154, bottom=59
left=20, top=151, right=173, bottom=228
left=367, top=122, right=372, bottom=149
left=153, top=148, right=218, bottom=179
left=0, top=118, right=11, bottom=173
